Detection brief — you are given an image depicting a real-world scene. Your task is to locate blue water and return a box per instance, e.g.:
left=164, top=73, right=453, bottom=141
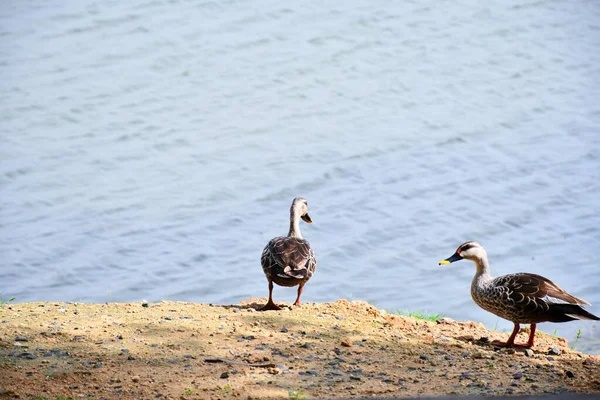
left=1, top=0, right=599, bottom=353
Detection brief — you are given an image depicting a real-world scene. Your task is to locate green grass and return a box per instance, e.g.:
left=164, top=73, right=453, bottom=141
left=183, top=388, right=195, bottom=395
left=570, top=328, right=583, bottom=350
left=0, top=295, right=15, bottom=307
left=219, top=384, right=231, bottom=393
left=289, top=390, right=308, bottom=400
left=393, top=310, right=444, bottom=322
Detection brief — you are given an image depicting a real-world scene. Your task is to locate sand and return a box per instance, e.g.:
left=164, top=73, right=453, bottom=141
left=1, top=299, right=599, bottom=399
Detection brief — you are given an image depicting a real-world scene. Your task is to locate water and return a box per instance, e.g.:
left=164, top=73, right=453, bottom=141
left=1, top=0, right=599, bottom=353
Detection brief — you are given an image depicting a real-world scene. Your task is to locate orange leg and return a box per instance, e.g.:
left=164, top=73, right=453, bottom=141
left=260, top=281, right=282, bottom=311
left=492, top=323, right=536, bottom=348
left=293, top=283, right=305, bottom=307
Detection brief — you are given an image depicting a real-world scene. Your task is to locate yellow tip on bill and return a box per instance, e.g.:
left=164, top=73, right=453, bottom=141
left=438, top=260, right=450, bottom=265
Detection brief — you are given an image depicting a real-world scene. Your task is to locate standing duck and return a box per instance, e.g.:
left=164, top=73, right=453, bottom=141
left=439, top=241, right=599, bottom=348
left=260, top=197, right=317, bottom=311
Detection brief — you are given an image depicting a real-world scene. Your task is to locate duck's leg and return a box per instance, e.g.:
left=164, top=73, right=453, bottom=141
left=492, top=323, right=520, bottom=347
left=492, top=323, right=536, bottom=348
left=509, top=323, right=537, bottom=348
left=293, top=283, right=305, bottom=307
left=261, top=281, right=282, bottom=311
left=522, top=323, right=537, bottom=348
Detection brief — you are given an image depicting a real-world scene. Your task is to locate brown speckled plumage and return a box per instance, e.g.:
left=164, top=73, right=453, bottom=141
left=261, top=236, right=316, bottom=287
left=440, top=241, right=599, bottom=348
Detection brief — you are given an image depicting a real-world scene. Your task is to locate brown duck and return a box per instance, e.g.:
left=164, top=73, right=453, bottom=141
left=260, top=197, right=317, bottom=311
left=439, top=241, right=599, bottom=348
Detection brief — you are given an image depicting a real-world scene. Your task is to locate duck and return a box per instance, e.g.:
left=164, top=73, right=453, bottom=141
left=260, top=197, right=317, bottom=311
left=439, top=241, right=599, bottom=348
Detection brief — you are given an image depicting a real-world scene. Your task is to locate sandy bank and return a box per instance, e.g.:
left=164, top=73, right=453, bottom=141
left=1, top=299, right=599, bottom=399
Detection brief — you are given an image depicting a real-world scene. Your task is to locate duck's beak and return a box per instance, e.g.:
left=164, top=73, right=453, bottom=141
left=301, top=213, right=313, bottom=223
left=439, top=253, right=462, bottom=265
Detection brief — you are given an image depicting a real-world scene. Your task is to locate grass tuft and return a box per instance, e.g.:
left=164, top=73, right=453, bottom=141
left=0, top=295, right=16, bottom=307
left=393, top=310, right=444, bottom=322
left=289, top=390, right=308, bottom=399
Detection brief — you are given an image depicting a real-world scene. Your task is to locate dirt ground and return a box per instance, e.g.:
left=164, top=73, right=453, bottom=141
left=1, top=299, right=599, bottom=399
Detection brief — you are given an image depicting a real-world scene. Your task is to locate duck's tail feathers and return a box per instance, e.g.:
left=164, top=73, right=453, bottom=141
left=546, top=304, right=600, bottom=323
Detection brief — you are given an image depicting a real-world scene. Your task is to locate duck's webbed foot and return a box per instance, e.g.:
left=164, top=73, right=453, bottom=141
left=491, top=340, right=533, bottom=349
left=260, top=300, right=282, bottom=311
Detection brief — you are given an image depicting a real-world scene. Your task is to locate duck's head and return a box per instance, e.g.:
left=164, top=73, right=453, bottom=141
left=439, top=241, right=486, bottom=265
left=291, top=197, right=312, bottom=223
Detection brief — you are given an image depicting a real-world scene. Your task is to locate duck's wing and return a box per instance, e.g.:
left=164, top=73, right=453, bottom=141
left=493, top=272, right=591, bottom=308
left=261, top=237, right=316, bottom=281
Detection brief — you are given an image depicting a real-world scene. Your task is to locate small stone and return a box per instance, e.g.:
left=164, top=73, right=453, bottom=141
left=341, top=339, right=352, bottom=347
left=513, top=371, right=523, bottom=380
left=301, top=370, right=318, bottom=376
left=14, top=336, right=28, bottom=342
left=300, top=343, right=311, bottom=349
left=548, top=347, right=561, bottom=356
left=280, top=327, right=288, bottom=333
left=445, top=355, right=456, bottom=361
left=459, top=372, right=472, bottom=380
left=268, top=368, right=280, bottom=375
left=350, top=376, right=361, bottom=381
left=93, top=363, right=102, bottom=368
left=511, top=380, right=520, bottom=387
left=132, top=376, right=140, bottom=383
left=141, top=302, right=149, bottom=308
left=419, top=354, right=429, bottom=361
left=437, top=317, right=456, bottom=324
left=525, top=349, right=534, bottom=357
left=220, top=372, right=229, bottom=379
left=232, top=308, right=240, bottom=313
left=565, top=370, right=575, bottom=378
left=116, top=334, right=123, bottom=340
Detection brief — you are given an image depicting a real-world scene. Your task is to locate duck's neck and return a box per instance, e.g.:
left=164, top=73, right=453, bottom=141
left=472, top=255, right=493, bottom=287
left=288, top=210, right=303, bottom=239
